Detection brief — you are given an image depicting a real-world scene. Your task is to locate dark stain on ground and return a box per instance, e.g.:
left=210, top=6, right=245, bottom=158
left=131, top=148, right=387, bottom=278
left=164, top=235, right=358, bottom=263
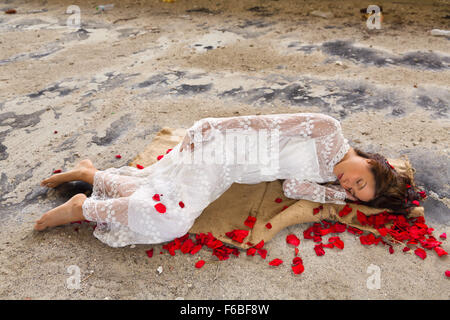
left=95, top=72, right=141, bottom=92
left=134, top=74, right=169, bottom=89
left=403, top=150, right=450, bottom=199
left=321, top=40, right=450, bottom=70
left=54, top=133, right=81, bottom=152
left=91, top=113, right=135, bottom=146
left=171, top=83, right=213, bottom=95
left=237, top=19, right=276, bottom=29
left=185, top=7, right=222, bottom=15
left=416, top=95, right=449, bottom=118
left=27, top=83, right=77, bottom=99
left=0, top=109, right=47, bottom=160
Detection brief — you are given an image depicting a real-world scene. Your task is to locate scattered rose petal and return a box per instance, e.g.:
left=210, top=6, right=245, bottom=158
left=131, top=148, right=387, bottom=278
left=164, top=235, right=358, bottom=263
left=286, top=234, right=300, bottom=247
left=195, top=260, right=205, bottom=269
left=190, top=244, right=202, bottom=255
left=414, top=248, right=427, bottom=260
left=246, top=247, right=256, bottom=256
left=294, top=247, right=299, bottom=256
left=179, top=201, right=185, bottom=208
left=265, top=223, right=272, bottom=229
left=115, top=154, right=122, bottom=159
left=291, top=257, right=304, bottom=275
left=269, top=258, right=283, bottom=266
left=157, top=155, right=164, bottom=161
left=338, top=204, right=352, bottom=217
left=445, top=270, right=450, bottom=278
left=53, top=169, right=62, bottom=174
left=146, top=248, right=154, bottom=258
left=274, top=197, right=282, bottom=203
left=314, top=244, right=325, bottom=256
left=254, top=240, right=264, bottom=249
left=412, top=200, right=420, bottom=206
left=434, top=247, right=448, bottom=257
left=439, top=233, right=447, bottom=240
left=244, top=216, right=256, bottom=229
left=154, top=203, right=166, bottom=214
left=313, top=205, right=323, bottom=215
left=136, top=164, right=144, bottom=169
left=152, top=194, right=160, bottom=201
left=225, top=229, right=249, bottom=243
left=389, top=246, right=394, bottom=254
left=257, top=249, right=267, bottom=259
left=166, top=148, right=172, bottom=154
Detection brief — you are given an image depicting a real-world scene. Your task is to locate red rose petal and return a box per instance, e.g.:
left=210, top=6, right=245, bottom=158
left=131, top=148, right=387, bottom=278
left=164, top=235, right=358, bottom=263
left=389, top=246, right=394, bottom=254
left=274, top=197, right=282, bottom=203
left=195, top=260, right=205, bottom=269
left=292, top=257, right=303, bottom=265
left=294, top=247, right=299, bottom=256
left=225, top=229, right=249, bottom=243
left=434, top=246, right=448, bottom=257
left=414, top=248, right=427, bottom=260
left=154, top=203, right=166, bottom=214
left=166, top=148, right=172, bottom=154
left=269, top=258, right=283, bottom=266
left=179, top=201, right=185, bottom=208
left=190, top=244, right=202, bottom=255
left=286, top=234, right=300, bottom=247
left=152, top=194, right=160, bottom=201
left=115, top=154, right=122, bottom=159
left=53, top=169, right=62, bottom=174
left=445, top=270, right=450, bottom=278
left=265, top=223, right=272, bottom=229
left=439, top=233, right=447, bottom=240
left=291, top=257, right=304, bottom=275
left=257, top=248, right=267, bottom=259
left=136, top=164, right=144, bottom=169
left=338, top=204, right=352, bottom=217
left=246, top=247, right=256, bottom=256
left=244, top=216, right=256, bottom=229
left=314, top=244, right=325, bottom=256
left=157, top=155, right=164, bottom=161
left=412, top=200, right=420, bottom=206
left=254, top=240, right=264, bottom=249
left=146, top=248, right=154, bottom=258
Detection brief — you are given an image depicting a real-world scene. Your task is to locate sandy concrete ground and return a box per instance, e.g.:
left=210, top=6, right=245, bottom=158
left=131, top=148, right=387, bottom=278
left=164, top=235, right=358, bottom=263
left=0, top=0, right=449, bottom=300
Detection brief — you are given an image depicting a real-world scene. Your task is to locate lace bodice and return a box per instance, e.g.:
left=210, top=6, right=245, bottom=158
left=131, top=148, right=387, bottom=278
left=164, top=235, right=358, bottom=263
left=183, top=112, right=350, bottom=204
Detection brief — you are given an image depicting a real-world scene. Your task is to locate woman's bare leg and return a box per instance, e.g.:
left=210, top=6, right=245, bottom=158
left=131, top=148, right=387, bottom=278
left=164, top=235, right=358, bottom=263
left=40, top=159, right=98, bottom=188
left=34, top=193, right=87, bottom=231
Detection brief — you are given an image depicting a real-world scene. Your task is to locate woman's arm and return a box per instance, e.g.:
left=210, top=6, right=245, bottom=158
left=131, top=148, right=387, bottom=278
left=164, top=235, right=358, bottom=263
left=282, top=179, right=349, bottom=204
left=180, top=113, right=341, bottom=152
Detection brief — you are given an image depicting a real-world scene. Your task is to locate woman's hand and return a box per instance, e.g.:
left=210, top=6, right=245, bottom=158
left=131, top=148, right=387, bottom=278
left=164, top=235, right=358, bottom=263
left=179, top=135, right=194, bottom=153
left=345, top=189, right=358, bottom=201
left=179, top=120, right=213, bottom=153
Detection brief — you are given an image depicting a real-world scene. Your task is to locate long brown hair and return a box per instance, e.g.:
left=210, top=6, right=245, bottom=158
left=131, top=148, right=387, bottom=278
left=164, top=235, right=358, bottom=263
left=352, top=148, right=425, bottom=214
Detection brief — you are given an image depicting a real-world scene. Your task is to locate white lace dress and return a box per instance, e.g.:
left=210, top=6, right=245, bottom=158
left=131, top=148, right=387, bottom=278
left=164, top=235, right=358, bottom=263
left=82, top=113, right=351, bottom=247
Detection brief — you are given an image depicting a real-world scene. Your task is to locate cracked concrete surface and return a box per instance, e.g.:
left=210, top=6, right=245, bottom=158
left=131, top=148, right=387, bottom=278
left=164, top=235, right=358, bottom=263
left=0, top=0, right=449, bottom=299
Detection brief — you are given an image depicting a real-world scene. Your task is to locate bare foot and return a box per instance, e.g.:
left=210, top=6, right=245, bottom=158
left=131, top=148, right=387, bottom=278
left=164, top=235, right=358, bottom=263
left=40, top=159, right=96, bottom=188
left=34, top=193, right=87, bottom=231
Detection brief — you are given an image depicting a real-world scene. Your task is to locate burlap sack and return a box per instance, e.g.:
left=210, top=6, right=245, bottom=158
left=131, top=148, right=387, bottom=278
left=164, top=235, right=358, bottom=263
left=129, top=127, right=424, bottom=249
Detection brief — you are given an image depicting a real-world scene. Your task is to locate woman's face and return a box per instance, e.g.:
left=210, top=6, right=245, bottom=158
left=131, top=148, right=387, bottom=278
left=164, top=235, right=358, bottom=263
left=334, top=156, right=376, bottom=202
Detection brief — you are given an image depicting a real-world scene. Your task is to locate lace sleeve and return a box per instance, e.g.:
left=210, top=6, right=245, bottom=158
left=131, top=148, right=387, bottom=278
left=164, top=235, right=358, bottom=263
left=180, top=113, right=345, bottom=153
left=282, top=178, right=347, bottom=204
